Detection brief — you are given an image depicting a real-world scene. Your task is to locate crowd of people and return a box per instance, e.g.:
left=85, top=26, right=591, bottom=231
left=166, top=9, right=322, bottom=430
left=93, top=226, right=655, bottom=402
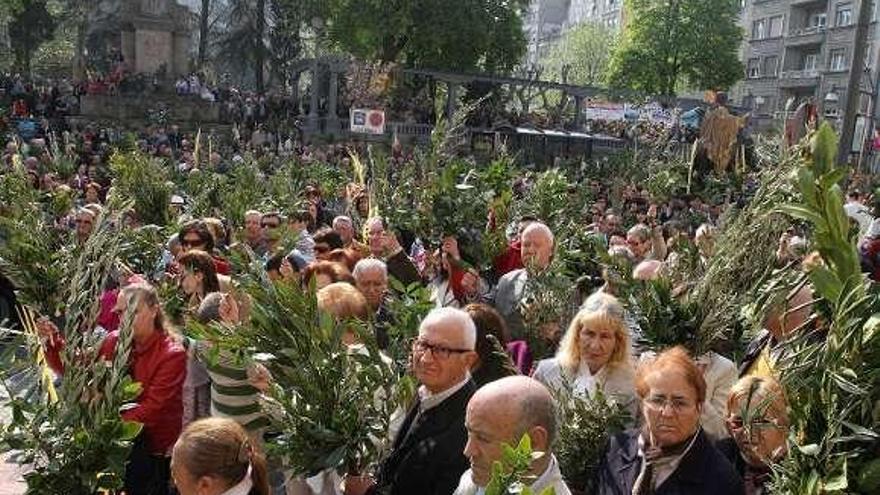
left=4, top=81, right=880, bottom=495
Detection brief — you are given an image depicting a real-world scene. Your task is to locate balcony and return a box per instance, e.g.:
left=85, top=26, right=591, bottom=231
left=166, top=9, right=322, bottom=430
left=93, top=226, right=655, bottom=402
left=779, top=69, right=821, bottom=88
left=791, top=0, right=827, bottom=6
left=786, top=26, right=826, bottom=46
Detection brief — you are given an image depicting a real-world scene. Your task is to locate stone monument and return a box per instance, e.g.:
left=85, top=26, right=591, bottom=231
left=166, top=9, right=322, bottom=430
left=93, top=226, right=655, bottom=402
left=118, top=0, right=193, bottom=76
left=85, top=0, right=193, bottom=77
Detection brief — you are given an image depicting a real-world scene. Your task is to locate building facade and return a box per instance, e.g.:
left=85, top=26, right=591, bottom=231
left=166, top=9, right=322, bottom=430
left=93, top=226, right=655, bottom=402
left=735, top=0, right=880, bottom=135
left=523, top=0, right=624, bottom=67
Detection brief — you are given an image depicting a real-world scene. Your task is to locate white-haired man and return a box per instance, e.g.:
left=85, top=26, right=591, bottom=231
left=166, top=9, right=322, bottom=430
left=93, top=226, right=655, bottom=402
left=455, top=376, right=570, bottom=495
left=345, top=307, right=478, bottom=495
left=364, top=216, right=422, bottom=287
left=486, top=222, right=554, bottom=340
left=353, top=258, right=392, bottom=349
left=333, top=215, right=370, bottom=257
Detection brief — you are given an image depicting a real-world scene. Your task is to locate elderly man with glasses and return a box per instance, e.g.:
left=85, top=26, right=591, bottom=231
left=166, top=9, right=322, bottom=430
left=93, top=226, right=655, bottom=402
left=345, top=307, right=477, bottom=495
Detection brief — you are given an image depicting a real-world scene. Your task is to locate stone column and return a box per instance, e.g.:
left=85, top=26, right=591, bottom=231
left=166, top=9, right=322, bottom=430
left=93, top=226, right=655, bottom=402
left=326, top=65, right=340, bottom=134
left=305, top=60, right=320, bottom=132
left=172, top=33, right=190, bottom=76
left=445, top=81, right=458, bottom=119
left=121, top=31, right=136, bottom=70
left=574, top=94, right=585, bottom=129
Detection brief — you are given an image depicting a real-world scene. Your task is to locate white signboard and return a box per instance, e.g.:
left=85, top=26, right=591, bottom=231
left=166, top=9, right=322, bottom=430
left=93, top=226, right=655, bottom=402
left=583, top=102, right=627, bottom=121
left=639, top=102, right=676, bottom=125
left=350, top=109, right=386, bottom=134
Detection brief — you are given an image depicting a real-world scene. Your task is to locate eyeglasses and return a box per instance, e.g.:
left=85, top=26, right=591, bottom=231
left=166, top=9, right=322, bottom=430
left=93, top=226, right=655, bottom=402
left=75, top=219, right=93, bottom=225
left=726, top=417, right=782, bottom=432
left=412, top=339, right=471, bottom=360
left=644, top=395, right=695, bottom=413
left=261, top=222, right=280, bottom=229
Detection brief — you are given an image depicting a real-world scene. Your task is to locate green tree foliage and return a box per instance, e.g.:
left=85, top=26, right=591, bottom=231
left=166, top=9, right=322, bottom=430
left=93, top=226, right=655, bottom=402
left=0, top=0, right=23, bottom=21
left=323, top=0, right=527, bottom=73
left=8, top=0, right=57, bottom=75
left=218, top=0, right=269, bottom=92
left=606, top=0, right=743, bottom=97
left=544, top=21, right=616, bottom=86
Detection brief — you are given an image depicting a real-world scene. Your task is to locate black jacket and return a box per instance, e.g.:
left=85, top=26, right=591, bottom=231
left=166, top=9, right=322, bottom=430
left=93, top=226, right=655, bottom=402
left=738, top=330, right=773, bottom=377
left=716, top=438, right=748, bottom=477
left=372, top=379, right=476, bottom=495
left=596, top=428, right=744, bottom=495
left=386, top=250, right=423, bottom=288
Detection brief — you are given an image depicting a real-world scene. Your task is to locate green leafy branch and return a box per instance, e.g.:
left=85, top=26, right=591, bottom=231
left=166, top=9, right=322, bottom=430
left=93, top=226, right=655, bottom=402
left=485, top=434, right=555, bottom=495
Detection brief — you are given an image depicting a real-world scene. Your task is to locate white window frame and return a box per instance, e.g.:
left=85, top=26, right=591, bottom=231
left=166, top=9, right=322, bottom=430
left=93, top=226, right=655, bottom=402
left=836, top=3, right=853, bottom=27
left=804, top=53, right=819, bottom=71
left=764, top=56, right=779, bottom=76
left=748, top=58, right=762, bottom=78
left=830, top=49, right=847, bottom=71
left=753, top=19, right=766, bottom=39
left=809, top=12, right=827, bottom=28
left=768, top=15, right=784, bottom=37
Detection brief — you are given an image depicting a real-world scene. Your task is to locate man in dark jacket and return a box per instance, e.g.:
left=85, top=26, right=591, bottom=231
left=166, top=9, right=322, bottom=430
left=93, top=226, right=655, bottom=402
left=345, top=307, right=478, bottom=495
left=365, top=216, right=422, bottom=288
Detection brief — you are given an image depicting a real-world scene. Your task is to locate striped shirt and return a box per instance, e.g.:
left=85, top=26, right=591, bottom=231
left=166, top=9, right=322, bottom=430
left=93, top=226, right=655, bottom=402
left=183, top=337, right=270, bottom=432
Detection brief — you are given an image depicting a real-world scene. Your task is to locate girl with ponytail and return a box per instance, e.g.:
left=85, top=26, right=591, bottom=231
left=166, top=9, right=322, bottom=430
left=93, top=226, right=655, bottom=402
left=171, top=417, right=270, bottom=495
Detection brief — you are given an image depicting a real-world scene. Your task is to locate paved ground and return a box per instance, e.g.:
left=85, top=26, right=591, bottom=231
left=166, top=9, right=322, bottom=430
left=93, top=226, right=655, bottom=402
left=0, top=369, right=28, bottom=495
left=0, top=394, right=26, bottom=495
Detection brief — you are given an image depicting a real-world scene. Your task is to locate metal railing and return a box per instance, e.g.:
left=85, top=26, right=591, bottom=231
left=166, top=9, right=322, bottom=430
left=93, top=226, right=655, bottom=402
left=789, top=25, right=827, bottom=37
left=780, top=69, right=821, bottom=79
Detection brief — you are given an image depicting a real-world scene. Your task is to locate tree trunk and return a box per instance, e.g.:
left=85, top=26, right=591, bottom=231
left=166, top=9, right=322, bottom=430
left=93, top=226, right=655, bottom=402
left=14, top=47, right=31, bottom=77
left=73, top=21, right=86, bottom=81
left=197, top=0, right=211, bottom=69
left=255, top=0, right=265, bottom=93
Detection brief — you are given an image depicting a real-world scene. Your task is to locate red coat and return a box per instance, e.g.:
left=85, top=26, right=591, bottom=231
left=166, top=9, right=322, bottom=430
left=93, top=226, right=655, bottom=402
left=212, top=255, right=231, bottom=275
left=492, top=240, right=524, bottom=277
left=46, top=329, right=186, bottom=455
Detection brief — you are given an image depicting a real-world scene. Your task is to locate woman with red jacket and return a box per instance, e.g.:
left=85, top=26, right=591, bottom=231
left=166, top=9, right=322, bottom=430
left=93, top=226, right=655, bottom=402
left=41, top=283, right=186, bottom=495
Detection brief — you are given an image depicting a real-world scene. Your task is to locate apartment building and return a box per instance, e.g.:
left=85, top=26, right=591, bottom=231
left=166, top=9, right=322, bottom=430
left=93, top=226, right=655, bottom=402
left=524, top=0, right=624, bottom=67
left=736, top=0, right=880, bottom=132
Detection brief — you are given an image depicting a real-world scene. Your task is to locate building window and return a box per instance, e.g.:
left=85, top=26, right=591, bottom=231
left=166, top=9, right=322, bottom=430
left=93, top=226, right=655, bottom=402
left=830, top=48, right=847, bottom=71
left=764, top=55, right=779, bottom=76
left=748, top=58, right=761, bottom=78
left=753, top=19, right=766, bottom=39
left=804, top=52, right=819, bottom=71
left=836, top=3, right=853, bottom=27
left=809, top=12, right=827, bottom=28
left=769, top=15, right=784, bottom=37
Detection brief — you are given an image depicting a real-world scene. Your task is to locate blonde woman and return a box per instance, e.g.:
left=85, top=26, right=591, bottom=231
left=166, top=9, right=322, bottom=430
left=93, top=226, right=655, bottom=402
left=718, top=376, right=789, bottom=495
left=532, top=293, right=638, bottom=419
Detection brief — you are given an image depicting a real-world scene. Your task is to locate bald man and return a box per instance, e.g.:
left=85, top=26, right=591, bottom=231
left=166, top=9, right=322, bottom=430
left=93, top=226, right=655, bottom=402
left=632, top=260, right=663, bottom=281
left=739, top=284, right=815, bottom=377
left=454, top=376, right=571, bottom=495
left=486, top=222, right=555, bottom=340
